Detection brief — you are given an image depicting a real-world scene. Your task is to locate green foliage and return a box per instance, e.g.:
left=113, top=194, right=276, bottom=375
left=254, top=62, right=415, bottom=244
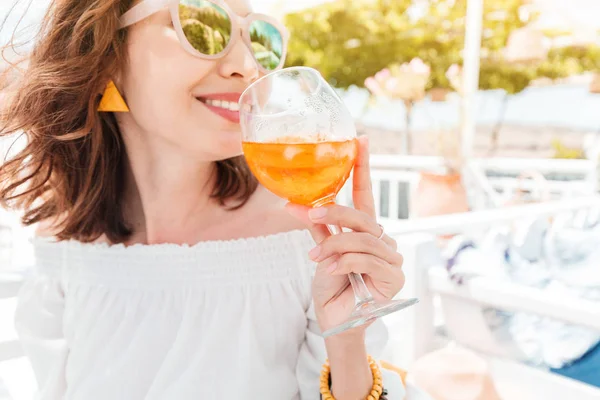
left=250, top=29, right=281, bottom=58
left=284, top=0, right=537, bottom=92
left=533, top=59, right=571, bottom=81
left=546, top=45, right=600, bottom=73
left=479, top=0, right=531, bottom=51
left=541, top=28, right=572, bottom=39
left=179, top=3, right=231, bottom=34
left=251, top=42, right=281, bottom=70
left=478, top=59, right=532, bottom=94
left=179, top=4, right=231, bottom=55
left=551, top=138, right=585, bottom=159
left=284, top=0, right=600, bottom=95
left=182, top=22, right=220, bottom=54
left=249, top=23, right=283, bottom=69
left=284, top=0, right=416, bottom=88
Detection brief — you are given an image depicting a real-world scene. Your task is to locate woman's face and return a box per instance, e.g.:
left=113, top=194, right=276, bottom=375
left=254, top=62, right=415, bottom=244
left=119, top=0, right=260, bottom=161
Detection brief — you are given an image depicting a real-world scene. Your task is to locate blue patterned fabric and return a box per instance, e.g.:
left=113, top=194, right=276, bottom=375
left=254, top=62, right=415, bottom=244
left=551, top=342, right=600, bottom=388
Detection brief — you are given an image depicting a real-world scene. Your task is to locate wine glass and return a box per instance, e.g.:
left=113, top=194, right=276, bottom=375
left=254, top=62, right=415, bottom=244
left=239, top=66, right=418, bottom=338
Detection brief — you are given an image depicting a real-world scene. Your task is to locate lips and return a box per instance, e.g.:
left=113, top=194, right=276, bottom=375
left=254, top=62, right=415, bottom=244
left=195, top=93, right=242, bottom=124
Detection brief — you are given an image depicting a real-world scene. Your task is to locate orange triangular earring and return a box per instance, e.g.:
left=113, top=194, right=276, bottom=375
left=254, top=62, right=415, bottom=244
left=98, top=80, right=130, bottom=112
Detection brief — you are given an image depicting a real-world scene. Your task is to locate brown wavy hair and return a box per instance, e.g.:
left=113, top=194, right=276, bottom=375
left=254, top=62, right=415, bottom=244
left=0, top=0, right=258, bottom=243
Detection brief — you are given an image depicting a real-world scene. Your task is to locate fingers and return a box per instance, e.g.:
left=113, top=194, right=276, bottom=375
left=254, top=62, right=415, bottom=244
left=308, top=205, right=377, bottom=234
left=309, top=232, right=403, bottom=267
left=307, top=204, right=397, bottom=250
left=328, top=253, right=405, bottom=292
left=285, top=203, right=330, bottom=243
left=352, top=136, right=376, bottom=218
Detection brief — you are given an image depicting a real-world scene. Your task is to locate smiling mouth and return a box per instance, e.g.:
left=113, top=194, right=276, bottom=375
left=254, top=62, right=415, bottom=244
left=196, top=97, right=240, bottom=112
left=195, top=96, right=243, bottom=124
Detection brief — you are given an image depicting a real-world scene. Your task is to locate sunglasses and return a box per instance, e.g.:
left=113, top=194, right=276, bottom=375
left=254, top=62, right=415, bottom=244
left=120, top=0, right=289, bottom=72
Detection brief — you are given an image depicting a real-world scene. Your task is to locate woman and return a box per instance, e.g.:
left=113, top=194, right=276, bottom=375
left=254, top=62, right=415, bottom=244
left=0, top=0, right=409, bottom=398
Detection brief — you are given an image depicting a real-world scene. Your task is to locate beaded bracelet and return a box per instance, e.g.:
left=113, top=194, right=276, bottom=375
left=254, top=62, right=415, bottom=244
left=319, top=355, right=387, bottom=400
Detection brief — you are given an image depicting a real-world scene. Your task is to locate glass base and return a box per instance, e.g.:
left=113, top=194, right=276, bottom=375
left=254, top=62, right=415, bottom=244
left=321, top=298, right=419, bottom=338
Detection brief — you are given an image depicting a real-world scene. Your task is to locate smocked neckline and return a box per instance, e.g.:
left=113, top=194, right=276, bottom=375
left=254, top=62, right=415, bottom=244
left=30, top=229, right=317, bottom=287
left=32, top=229, right=312, bottom=252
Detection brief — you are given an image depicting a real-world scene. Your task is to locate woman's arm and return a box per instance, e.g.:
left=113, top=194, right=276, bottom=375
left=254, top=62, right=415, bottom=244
left=296, top=296, right=406, bottom=400
left=325, top=332, right=373, bottom=399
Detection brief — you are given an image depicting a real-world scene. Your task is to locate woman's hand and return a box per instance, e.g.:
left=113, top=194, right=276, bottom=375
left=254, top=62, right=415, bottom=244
left=286, top=136, right=405, bottom=336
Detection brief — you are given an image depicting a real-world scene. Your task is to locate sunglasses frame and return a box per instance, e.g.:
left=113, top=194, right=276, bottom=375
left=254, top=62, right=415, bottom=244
left=120, top=0, right=290, bottom=73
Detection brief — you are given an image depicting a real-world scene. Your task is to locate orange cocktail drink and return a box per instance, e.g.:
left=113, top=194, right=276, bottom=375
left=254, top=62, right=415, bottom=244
left=243, top=136, right=358, bottom=207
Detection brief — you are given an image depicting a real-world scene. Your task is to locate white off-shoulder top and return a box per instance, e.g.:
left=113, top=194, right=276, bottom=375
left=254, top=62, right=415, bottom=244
left=14, top=230, right=408, bottom=399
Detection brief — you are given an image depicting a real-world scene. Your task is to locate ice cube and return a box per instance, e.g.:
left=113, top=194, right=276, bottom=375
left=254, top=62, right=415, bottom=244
left=316, top=143, right=335, bottom=159
left=283, top=145, right=301, bottom=160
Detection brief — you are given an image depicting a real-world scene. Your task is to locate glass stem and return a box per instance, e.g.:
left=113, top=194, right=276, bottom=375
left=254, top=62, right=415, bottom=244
left=326, top=224, right=375, bottom=306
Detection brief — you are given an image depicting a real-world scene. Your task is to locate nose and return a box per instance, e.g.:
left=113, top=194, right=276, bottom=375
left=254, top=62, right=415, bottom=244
left=218, top=30, right=259, bottom=83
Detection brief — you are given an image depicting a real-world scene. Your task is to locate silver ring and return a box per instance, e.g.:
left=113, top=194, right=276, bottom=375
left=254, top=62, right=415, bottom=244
left=376, top=223, right=385, bottom=240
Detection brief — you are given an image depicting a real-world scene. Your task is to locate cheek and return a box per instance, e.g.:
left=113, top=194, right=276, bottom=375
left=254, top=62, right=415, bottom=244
left=121, top=26, right=212, bottom=125
left=126, top=59, right=183, bottom=117
left=125, top=33, right=187, bottom=105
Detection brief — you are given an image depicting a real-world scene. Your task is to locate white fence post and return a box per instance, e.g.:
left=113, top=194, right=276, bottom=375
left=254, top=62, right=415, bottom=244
left=383, top=233, right=440, bottom=368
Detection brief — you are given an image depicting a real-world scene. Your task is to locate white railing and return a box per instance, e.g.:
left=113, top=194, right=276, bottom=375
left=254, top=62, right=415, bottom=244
left=338, top=155, right=598, bottom=219
left=383, top=195, right=600, bottom=236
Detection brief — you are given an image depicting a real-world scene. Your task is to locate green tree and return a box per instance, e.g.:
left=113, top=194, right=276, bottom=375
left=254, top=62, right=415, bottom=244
left=285, top=0, right=415, bottom=88
left=284, top=0, right=534, bottom=90
left=546, top=45, right=600, bottom=74
left=179, top=4, right=231, bottom=55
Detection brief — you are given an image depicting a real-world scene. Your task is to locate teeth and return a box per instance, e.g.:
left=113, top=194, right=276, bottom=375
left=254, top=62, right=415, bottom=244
left=204, top=99, right=240, bottom=111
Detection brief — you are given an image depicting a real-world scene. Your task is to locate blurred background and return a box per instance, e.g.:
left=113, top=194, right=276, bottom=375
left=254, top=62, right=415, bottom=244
left=1, top=0, right=600, bottom=399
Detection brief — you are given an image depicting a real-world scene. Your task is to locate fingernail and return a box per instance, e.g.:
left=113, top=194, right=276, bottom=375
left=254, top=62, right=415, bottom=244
left=309, top=207, right=328, bottom=220
left=308, top=246, right=321, bottom=260
left=327, top=262, right=338, bottom=274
